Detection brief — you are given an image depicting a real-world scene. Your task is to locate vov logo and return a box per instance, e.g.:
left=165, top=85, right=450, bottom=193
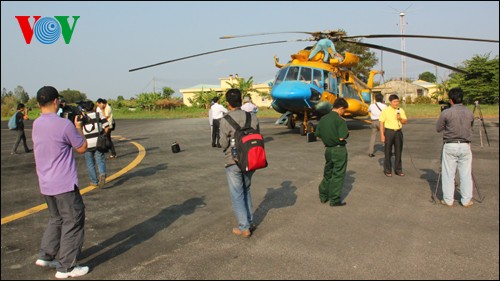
left=15, top=16, right=80, bottom=44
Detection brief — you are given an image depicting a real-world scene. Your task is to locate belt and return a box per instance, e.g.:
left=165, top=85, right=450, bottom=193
left=371, top=119, right=379, bottom=121
left=385, top=128, right=401, bottom=131
left=326, top=144, right=345, bottom=147
left=444, top=140, right=470, bottom=144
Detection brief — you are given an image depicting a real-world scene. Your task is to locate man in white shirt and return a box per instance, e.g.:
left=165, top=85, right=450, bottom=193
left=367, top=93, right=387, bottom=157
left=210, top=97, right=228, bottom=148
left=241, top=96, right=259, bottom=114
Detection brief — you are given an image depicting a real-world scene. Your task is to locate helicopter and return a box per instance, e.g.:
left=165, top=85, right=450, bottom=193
left=129, top=30, right=498, bottom=135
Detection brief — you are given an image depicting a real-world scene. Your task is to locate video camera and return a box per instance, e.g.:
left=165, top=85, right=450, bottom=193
left=61, top=101, right=92, bottom=125
left=438, top=100, right=451, bottom=112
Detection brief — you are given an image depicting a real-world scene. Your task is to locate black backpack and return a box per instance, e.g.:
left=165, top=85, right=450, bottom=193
left=224, top=112, right=268, bottom=172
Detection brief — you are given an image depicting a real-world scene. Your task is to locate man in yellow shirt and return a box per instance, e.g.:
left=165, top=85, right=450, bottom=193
left=380, top=94, right=408, bottom=177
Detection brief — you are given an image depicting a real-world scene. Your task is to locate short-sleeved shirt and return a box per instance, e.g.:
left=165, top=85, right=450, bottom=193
left=315, top=111, right=349, bottom=147
left=83, top=112, right=109, bottom=150
left=32, top=113, right=86, bottom=196
left=380, top=106, right=407, bottom=130
left=368, top=102, right=387, bottom=120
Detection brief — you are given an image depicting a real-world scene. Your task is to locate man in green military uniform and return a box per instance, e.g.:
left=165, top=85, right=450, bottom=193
left=315, top=98, right=349, bottom=207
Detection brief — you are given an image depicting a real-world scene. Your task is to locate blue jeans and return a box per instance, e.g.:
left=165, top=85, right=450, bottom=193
left=84, top=150, right=106, bottom=184
left=225, top=164, right=254, bottom=231
left=441, top=143, right=473, bottom=205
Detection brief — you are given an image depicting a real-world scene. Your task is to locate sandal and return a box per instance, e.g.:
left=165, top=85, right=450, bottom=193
left=396, top=173, right=405, bottom=177
left=385, top=173, right=392, bottom=177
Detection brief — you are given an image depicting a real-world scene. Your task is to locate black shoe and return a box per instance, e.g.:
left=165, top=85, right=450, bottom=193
left=330, top=202, right=347, bottom=207
left=217, top=144, right=222, bottom=148
left=25, top=149, right=33, bottom=153
left=211, top=144, right=216, bottom=147
left=368, top=154, right=375, bottom=158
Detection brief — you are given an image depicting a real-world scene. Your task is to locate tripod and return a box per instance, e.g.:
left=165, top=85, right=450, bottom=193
left=472, top=101, right=490, bottom=147
left=433, top=143, right=484, bottom=204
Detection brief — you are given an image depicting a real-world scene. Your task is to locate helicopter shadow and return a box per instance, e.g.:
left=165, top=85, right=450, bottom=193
left=105, top=163, right=168, bottom=189
left=253, top=181, right=297, bottom=228
left=79, top=196, right=207, bottom=269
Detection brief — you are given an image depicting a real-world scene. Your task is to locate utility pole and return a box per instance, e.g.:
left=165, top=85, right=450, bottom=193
left=400, top=12, right=407, bottom=100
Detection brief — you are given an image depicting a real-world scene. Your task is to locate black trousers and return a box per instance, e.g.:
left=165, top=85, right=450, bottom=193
left=212, top=118, right=221, bottom=146
left=384, top=129, right=403, bottom=174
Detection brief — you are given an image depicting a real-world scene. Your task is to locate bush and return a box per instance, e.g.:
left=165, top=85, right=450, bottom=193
left=414, top=96, right=432, bottom=104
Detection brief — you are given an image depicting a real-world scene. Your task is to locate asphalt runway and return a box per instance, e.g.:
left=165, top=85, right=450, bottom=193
left=1, top=117, right=499, bottom=280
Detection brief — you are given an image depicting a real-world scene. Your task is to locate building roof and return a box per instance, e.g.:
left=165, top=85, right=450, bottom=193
left=183, top=84, right=220, bottom=90
left=412, top=80, right=438, bottom=88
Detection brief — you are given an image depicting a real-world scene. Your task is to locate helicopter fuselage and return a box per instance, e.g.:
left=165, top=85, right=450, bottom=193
left=270, top=50, right=373, bottom=132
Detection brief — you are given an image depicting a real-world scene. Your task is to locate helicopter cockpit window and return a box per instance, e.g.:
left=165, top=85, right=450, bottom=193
left=299, top=67, right=312, bottom=83
left=284, top=66, right=299, bottom=81
left=312, top=69, right=323, bottom=88
left=274, top=68, right=287, bottom=85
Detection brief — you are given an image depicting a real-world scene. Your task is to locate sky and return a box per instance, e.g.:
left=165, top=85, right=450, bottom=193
left=1, top=1, right=499, bottom=101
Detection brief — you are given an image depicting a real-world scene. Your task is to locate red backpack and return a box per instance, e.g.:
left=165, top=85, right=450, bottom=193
left=224, top=112, right=268, bottom=172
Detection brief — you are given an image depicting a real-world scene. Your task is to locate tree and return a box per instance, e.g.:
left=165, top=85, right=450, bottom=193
left=448, top=53, right=499, bottom=104
left=14, top=85, right=29, bottom=103
left=136, top=92, right=161, bottom=111
left=59, top=89, right=87, bottom=103
left=334, top=31, right=378, bottom=82
left=161, top=87, right=175, bottom=99
left=188, top=88, right=220, bottom=109
left=418, top=71, right=437, bottom=83
left=225, top=76, right=268, bottom=98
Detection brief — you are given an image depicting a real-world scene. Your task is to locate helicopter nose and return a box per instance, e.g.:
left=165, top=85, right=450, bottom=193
left=271, top=81, right=312, bottom=101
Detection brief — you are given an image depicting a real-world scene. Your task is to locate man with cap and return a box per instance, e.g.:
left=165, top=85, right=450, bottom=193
left=241, top=95, right=259, bottom=114
left=32, top=86, right=90, bottom=278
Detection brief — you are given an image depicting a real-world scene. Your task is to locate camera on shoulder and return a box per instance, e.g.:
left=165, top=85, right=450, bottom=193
left=61, top=101, right=92, bottom=125
left=438, top=100, right=451, bottom=112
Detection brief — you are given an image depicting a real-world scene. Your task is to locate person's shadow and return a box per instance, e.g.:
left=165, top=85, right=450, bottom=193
left=79, top=196, right=206, bottom=268
left=252, top=181, right=297, bottom=228
left=421, top=168, right=440, bottom=202
left=341, top=170, right=355, bottom=202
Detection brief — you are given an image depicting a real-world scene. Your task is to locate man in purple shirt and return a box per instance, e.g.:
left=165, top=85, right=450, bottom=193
left=32, top=86, right=90, bottom=278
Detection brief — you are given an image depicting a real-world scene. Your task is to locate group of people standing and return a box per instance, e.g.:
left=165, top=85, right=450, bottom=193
left=209, top=95, right=258, bottom=148
left=18, top=84, right=476, bottom=279
left=316, top=89, right=475, bottom=209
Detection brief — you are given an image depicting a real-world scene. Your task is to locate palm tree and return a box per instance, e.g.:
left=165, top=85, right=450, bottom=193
left=225, top=76, right=269, bottom=99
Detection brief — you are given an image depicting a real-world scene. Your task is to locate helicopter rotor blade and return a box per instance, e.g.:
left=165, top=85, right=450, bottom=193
left=129, top=39, right=306, bottom=72
left=342, top=34, right=499, bottom=43
left=342, top=39, right=467, bottom=73
left=220, top=31, right=316, bottom=39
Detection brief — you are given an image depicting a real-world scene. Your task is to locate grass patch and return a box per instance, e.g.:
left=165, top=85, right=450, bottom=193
left=3, top=104, right=497, bottom=121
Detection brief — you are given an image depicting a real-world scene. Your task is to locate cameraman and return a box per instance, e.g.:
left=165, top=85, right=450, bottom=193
left=436, top=88, right=475, bottom=208
left=81, top=100, right=110, bottom=188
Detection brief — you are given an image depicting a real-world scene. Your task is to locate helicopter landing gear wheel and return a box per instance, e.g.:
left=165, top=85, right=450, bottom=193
left=307, top=122, right=315, bottom=134
left=287, top=115, right=295, bottom=129
left=299, top=123, right=307, bottom=136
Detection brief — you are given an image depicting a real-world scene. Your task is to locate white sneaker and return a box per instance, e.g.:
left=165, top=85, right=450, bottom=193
left=55, top=266, right=89, bottom=279
left=35, top=259, right=60, bottom=268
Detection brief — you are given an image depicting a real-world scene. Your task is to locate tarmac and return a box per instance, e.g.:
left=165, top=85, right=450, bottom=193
left=1, top=116, right=499, bottom=280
